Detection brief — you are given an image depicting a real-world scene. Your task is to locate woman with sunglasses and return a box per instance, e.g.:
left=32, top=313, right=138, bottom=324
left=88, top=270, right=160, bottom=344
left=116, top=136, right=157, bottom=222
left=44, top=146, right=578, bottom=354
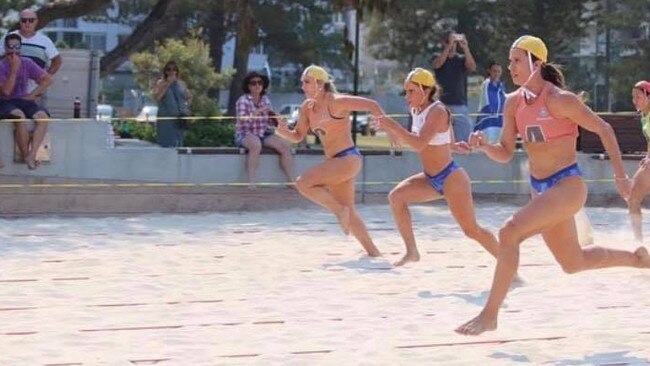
left=153, top=60, right=192, bottom=147
left=235, top=71, right=294, bottom=188
left=275, top=65, right=385, bottom=257
left=456, top=36, right=650, bottom=336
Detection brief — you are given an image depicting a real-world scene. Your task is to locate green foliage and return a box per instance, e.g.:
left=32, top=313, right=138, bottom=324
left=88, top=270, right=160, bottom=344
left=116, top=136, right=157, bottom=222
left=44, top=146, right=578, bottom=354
left=130, top=36, right=232, bottom=118
left=184, top=120, right=236, bottom=147
left=115, top=120, right=157, bottom=143
left=0, top=0, right=36, bottom=29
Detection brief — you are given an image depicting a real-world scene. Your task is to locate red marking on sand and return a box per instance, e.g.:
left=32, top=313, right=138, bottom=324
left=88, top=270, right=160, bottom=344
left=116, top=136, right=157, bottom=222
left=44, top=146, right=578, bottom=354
left=0, top=278, right=38, bottom=283
left=4, top=331, right=38, bottom=335
left=291, top=350, right=333, bottom=355
left=129, top=359, right=172, bottom=365
left=327, top=268, right=344, bottom=272
left=505, top=310, right=521, bottom=313
left=476, top=265, right=488, bottom=268
left=300, top=269, right=313, bottom=273
left=389, top=252, right=401, bottom=255
left=187, top=299, right=224, bottom=304
left=378, top=292, right=400, bottom=296
left=329, top=318, right=343, bottom=321
left=520, top=263, right=552, bottom=267
left=426, top=251, right=448, bottom=254
left=87, top=303, right=148, bottom=308
left=446, top=265, right=465, bottom=269
left=43, top=260, right=65, bottom=263
left=222, top=322, right=243, bottom=326
left=220, top=354, right=260, bottom=358
left=80, top=325, right=183, bottom=332
left=166, top=301, right=181, bottom=305
left=234, top=230, right=261, bottom=234
left=214, top=255, right=225, bottom=259
left=240, top=242, right=253, bottom=245
left=596, top=305, right=631, bottom=309
left=252, top=320, right=285, bottom=325
left=0, top=306, right=38, bottom=311
left=326, top=253, right=343, bottom=256
left=52, top=277, right=90, bottom=281
left=395, top=336, right=566, bottom=349
left=424, top=313, right=436, bottom=317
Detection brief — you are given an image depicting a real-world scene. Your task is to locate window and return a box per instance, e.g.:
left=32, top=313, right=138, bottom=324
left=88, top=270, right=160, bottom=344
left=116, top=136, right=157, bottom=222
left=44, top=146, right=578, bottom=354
left=63, top=18, right=78, bottom=28
left=63, top=32, right=83, bottom=47
left=84, top=33, right=107, bottom=51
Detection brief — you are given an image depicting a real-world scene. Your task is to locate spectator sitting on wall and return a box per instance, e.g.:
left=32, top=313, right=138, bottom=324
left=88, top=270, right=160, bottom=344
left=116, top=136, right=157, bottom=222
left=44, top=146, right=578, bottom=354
left=0, top=9, right=61, bottom=98
left=235, top=71, right=294, bottom=189
left=474, top=61, right=506, bottom=143
left=0, top=33, right=53, bottom=170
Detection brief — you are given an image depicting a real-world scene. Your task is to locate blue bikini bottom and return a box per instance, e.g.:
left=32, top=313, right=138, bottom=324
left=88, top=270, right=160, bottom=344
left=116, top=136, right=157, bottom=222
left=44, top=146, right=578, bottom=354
left=530, top=163, right=582, bottom=194
left=425, top=160, right=461, bottom=195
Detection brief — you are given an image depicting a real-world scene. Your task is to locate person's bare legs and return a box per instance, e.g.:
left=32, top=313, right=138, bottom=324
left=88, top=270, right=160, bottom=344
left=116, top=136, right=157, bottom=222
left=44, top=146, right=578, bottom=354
left=456, top=178, right=650, bottom=336
left=9, top=110, right=29, bottom=164
left=330, top=177, right=381, bottom=256
left=294, top=155, right=361, bottom=235
left=444, top=169, right=499, bottom=258
left=628, top=163, right=650, bottom=243
left=241, top=134, right=262, bottom=189
left=25, top=113, right=48, bottom=169
left=388, top=173, right=441, bottom=266
left=263, top=134, right=294, bottom=184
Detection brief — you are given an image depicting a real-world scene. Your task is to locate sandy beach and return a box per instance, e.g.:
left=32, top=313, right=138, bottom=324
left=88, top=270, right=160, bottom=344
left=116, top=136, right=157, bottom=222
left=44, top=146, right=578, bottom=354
left=1, top=203, right=649, bottom=365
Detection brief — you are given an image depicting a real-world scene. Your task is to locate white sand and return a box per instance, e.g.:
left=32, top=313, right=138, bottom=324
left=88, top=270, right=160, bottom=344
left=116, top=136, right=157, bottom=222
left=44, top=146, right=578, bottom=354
left=1, top=203, right=649, bottom=365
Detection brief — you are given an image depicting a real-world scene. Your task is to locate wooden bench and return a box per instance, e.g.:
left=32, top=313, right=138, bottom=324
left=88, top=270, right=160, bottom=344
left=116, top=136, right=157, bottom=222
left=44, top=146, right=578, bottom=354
left=579, top=113, right=646, bottom=153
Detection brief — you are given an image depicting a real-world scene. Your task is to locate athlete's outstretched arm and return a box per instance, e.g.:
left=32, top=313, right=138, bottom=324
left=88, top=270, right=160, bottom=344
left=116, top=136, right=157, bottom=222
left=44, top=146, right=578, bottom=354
left=372, top=104, right=447, bottom=152
left=276, top=100, right=311, bottom=143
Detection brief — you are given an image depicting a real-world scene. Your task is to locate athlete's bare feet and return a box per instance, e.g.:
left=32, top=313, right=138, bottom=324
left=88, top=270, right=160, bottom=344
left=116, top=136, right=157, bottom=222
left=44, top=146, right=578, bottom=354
left=635, top=246, right=650, bottom=268
left=393, top=250, right=420, bottom=267
left=366, top=247, right=382, bottom=257
left=455, top=312, right=497, bottom=336
left=335, top=206, right=351, bottom=235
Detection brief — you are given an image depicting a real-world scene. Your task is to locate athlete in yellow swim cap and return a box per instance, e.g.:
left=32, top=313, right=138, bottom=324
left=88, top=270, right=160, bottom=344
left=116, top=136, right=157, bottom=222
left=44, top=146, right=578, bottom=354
left=275, top=64, right=387, bottom=257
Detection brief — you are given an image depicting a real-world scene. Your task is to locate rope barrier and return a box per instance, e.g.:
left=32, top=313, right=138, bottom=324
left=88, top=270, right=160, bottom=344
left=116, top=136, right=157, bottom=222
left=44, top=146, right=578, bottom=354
left=0, top=111, right=642, bottom=123
left=0, top=178, right=622, bottom=190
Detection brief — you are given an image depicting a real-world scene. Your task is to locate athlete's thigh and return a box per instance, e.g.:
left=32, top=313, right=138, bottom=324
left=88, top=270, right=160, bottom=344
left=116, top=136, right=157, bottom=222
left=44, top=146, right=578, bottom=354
left=630, top=163, right=650, bottom=203
left=329, top=177, right=356, bottom=207
left=299, top=156, right=361, bottom=187
left=442, top=169, right=479, bottom=226
left=508, top=177, right=587, bottom=240
left=390, top=173, right=441, bottom=204
left=541, top=216, right=583, bottom=266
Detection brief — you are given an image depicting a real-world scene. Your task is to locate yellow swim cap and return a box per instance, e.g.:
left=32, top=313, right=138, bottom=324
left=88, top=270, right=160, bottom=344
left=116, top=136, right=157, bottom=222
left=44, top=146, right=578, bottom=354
left=405, top=67, right=436, bottom=88
left=303, top=65, right=330, bottom=82
left=511, top=35, right=548, bottom=63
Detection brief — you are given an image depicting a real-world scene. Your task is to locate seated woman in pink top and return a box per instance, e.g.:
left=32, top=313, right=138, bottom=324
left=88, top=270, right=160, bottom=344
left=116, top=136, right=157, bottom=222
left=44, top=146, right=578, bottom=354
left=456, top=36, right=650, bottom=336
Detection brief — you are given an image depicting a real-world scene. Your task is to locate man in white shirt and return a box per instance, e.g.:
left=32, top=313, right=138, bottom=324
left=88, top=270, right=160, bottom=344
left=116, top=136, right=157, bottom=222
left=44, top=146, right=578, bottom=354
left=0, top=9, right=62, bottom=76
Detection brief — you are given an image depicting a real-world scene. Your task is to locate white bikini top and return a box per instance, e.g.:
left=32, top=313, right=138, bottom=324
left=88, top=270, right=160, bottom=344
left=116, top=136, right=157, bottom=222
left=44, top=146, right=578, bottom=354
left=410, top=102, right=451, bottom=145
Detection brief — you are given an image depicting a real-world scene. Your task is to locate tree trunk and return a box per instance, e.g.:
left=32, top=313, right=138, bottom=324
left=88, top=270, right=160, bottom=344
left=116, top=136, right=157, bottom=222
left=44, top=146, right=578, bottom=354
left=227, top=0, right=257, bottom=116
left=207, top=1, right=227, bottom=104
left=99, top=0, right=183, bottom=77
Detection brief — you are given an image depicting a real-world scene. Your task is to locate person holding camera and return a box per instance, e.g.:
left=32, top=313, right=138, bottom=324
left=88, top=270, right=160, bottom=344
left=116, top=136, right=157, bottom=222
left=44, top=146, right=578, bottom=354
left=432, top=31, right=477, bottom=142
left=153, top=60, right=192, bottom=147
left=235, top=71, right=294, bottom=189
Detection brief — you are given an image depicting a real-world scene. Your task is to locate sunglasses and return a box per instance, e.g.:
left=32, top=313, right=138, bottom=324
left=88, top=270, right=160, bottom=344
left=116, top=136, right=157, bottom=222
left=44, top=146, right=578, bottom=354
left=249, top=80, right=263, bottom=86
left=6, top=44, right=21, bottom=50
left=20, top=18, right=36, bottom=23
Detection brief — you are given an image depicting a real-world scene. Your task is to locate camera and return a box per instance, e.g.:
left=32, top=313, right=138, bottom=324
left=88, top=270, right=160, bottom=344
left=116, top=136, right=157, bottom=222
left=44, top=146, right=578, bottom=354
left=454, top=34, right=465, bottom=42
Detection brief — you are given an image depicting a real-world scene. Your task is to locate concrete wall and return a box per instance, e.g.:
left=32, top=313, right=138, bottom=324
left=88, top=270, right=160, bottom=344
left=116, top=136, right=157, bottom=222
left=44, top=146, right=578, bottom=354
left=0, top=120, right=636, bottom=198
